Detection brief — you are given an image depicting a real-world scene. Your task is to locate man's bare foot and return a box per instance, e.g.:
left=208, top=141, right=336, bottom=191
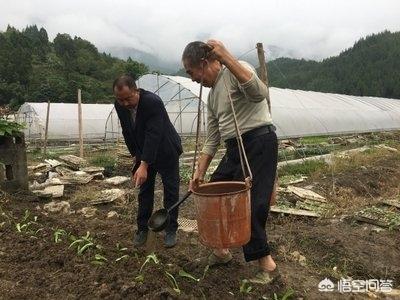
left=213, top=248, right=230, bottom=258
left=258, top=255, right=276, bottom=272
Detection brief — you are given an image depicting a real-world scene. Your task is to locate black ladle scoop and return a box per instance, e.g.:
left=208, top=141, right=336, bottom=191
left=148, top=191, right=192, bottom=232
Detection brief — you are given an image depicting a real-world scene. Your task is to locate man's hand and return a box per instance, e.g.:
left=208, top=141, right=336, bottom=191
left=189, top=169, right=204, bottom=192
left=206, top=39, right=234, bottom=65
left=132, top=161, right=148, bottom=188
left=188, top=153, right=214, bottom=192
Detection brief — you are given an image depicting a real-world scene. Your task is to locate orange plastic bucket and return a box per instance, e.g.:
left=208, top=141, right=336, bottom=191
left=192, top=181, right=251, bottom=248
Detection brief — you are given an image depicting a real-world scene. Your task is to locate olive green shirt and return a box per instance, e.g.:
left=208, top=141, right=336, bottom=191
left=202, top=61, right=272, bottom=157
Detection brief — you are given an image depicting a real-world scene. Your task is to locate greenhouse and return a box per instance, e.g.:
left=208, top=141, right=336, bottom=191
left=106, top=73, right=400, bottom=139
left=16, top=102, right=119, bottom=141
left=17, top=74, right=400, bottom=141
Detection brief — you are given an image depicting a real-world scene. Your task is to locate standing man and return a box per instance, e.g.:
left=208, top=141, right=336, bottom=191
left=113, top=75, right=183, bottom=248
left=183, top=40, right=279, bottom=283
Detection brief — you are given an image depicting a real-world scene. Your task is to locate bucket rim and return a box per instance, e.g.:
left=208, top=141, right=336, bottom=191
left=192, top=181, right=250, bottom=197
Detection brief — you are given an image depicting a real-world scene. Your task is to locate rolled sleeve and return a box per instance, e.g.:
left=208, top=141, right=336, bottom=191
left=238, top=63, right=269, bottom=103
left=202, top=104, right=220, bottom=157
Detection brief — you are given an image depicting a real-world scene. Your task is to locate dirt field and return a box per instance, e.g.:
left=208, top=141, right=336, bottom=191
left=1, top=144, right=400, bottom=299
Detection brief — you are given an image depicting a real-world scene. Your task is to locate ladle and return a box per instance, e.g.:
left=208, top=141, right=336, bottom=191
left=147, top=191, right=192, bottom=232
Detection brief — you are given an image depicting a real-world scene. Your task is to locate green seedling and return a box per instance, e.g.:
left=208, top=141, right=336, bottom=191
left=273, top=288, right=295, bottom=300
left=115, top=254, right=129, bottom=262
left=94, top=254, right=107, bottom=261
left=165, top=271, right=181, bottom=295
left=116, top=243, right=128, bottom=252
left=202, top=265, right=209, bottom=279
left=91, top=253, right=108, bottom=265
left=54, top=229, right=67, bottom=243
left=178, top=269, right=200, bottom=282
left=134, top=274, right=144, bottom=283
left=69, top=231, right=97, bottom=255
left=239, top=279, right=252, bottom=294
left=139, top=252, right=159, bottom=273
left=15, top=210, right=40, bottom=235
left=78, top=242, right=94, bottom=255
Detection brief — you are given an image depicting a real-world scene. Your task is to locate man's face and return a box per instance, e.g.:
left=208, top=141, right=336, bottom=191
left=183, top=59, right=215, bottom=88
left=114, top=85, right=139, bottom=109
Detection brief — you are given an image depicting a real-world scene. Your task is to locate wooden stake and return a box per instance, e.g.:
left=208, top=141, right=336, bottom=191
left=78, top=89, right=83, bottom=158
left=256, top=42, right=271, bottom=112
left=257, top=42, right=278, bottom=204
left=43, top=100, right=50, bottom=157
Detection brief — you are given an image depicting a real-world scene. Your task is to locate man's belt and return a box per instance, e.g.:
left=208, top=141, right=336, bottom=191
left=225, top=124, right=276, bottom=147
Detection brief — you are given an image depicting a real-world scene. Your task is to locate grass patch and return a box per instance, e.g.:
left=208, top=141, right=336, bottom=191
left=180, top=165, right=192, bottom=183
left=89, top=153, right=117, bottom=176
left=279, top=159, right=328, bottom=177
left=330, top=147, right=399, bottom=173
left=299, top=135, right=330, bottom=145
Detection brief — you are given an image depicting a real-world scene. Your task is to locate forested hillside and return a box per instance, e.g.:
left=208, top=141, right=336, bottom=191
left=0, top=25, right=149, bottom=108
left=268, top=31, right=400, bottom=99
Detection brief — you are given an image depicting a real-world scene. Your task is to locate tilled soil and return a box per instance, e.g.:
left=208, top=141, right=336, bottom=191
left=1, top=151, right=400, bottom=299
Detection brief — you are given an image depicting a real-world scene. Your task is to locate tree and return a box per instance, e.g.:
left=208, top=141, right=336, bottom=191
left=125, top=57, right=149, bottom=80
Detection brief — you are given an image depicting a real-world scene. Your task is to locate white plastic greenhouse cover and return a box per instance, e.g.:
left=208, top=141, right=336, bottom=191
left=135, top=74, right=209, bottom=135
left=132, top=73, right=400, bottom=138
left=16, top=102, right=119, bottom=140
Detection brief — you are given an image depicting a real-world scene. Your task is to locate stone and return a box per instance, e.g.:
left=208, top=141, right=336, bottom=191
left=29, top=163, right=51, bottom=173
left=92, top=172, right=105, bottom=180
left=43, top=185, right=64, bottom=198
left=107, top=211, right=119, bottom=219
left=44, top=159, right=62, bottom=168
left=291, top=251, right=307, bottom=266
left=43, top=201, right=70, bottom=214
left=30, top=178, right=63, bottom=190
left=59, top=155, right=87, bottom=170
left=90, top=189, right=126, bottom=205
left=286, top=186, right=326, bottom=202
left=105, top=176, right=130, bottom=186
left=55, top=166, right=74, bottom=176
left=78, top=207, right=97, bottom=218
left=375, top=144, right=398, bottom=152
left=60, top=173, right=94, bottom=185
left=81, top=166, right=105, bottom=174
left=48, top=171, right=59, bottom=179
left=74, top=171, right=88, bottom=176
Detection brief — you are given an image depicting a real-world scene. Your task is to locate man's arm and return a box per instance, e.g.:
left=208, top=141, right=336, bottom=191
left=207, top=40, right=269, bottom=102
left=189, top=153, right=213, bottom=191
left=115, top=103, right=136, bottom=165
left=133, top=99, right=165, bottom=187
left=190, top=100, right=220, bottom=191
left=141, top=99, right=165, bottom=165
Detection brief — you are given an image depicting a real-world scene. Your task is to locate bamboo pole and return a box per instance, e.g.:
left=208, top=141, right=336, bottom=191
left=43, top=100, right=50, bottom=157
left=256, top=42, right=271, bottom=112
left=78, top=89, right=83, bottom=158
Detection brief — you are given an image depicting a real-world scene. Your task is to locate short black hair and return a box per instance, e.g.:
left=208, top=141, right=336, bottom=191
left=182, top=41, right=209, bottom=67
left=113, top=75, right=137, bottom=91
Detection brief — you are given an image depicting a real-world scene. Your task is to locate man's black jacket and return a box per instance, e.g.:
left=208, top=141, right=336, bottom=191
left=115, top=89, right=183, bottom=170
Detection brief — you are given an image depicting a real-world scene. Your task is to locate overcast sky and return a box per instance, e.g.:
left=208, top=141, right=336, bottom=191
left=1, top=0, right=399, bottom=63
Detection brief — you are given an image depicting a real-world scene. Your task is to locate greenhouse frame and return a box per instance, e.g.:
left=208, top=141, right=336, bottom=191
left=16, top=73, right=400, bottom=141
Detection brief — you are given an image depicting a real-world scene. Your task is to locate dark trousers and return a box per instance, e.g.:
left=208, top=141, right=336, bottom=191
left=137, top=160, right=180, bottom=233
left=210, top=128, right=278, bottom=262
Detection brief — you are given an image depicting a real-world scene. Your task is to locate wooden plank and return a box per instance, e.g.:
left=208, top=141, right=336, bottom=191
left=270, top=206, right=320, bottom=217
left=354, top=216, right=389, bottom=228
left=380, top=199, right=400, bottom=209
